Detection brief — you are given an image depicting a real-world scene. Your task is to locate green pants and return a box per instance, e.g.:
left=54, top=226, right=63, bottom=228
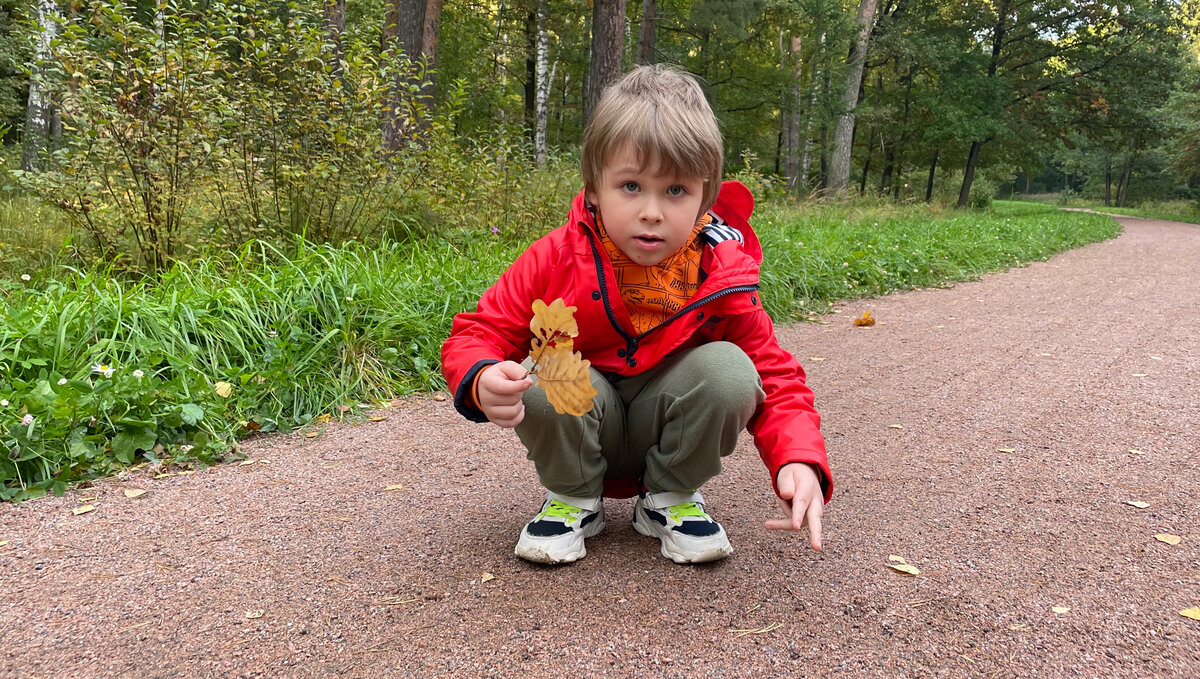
left=515, top=341, right=765, bottom=498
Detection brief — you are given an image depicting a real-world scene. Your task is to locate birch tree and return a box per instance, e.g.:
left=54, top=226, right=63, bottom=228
left=21, top=0, right=60, bottom=171
left=534, top=0, right=551, bottom=165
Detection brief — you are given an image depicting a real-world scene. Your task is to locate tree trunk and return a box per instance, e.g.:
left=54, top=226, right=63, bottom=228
left=957, top=0, right=1008, bottom=207
left=925, top=147, right=939, bottom=202
left=21, top=0, right=60, bottom=172
left=637, top=0, right=656, bottom=65
left=1118, top=154, right=1134, bottom=207
left=826, top=0, right=879, bottom=195
left=958, top=140, right=983, bottom=207
left=534, top=0, right=551, bottom=166
left=858, top=128, right=874, bottom=194
left=525, top=6, right=537, bottom=141
left=798, top=33, right=824, bottom=195
left=1104, top=158, right=1112, bottom=206
left=879, top=141, right=894, bottom=194
left=382, top=0, right=441, bottom=150
left=587, top=0, right=627, bottom=123
left=324, top=0, right=345, bottom=78
left=782, top=34, right=803, bottom=194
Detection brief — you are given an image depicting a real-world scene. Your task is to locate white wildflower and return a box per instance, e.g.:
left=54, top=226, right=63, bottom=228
left=57, top=378, right=68, bottom=386
left=21, top=414, right=33, bottom=427
left=132, top=369, right=145, bottom=378
left=92, top=363, right=115, bottom=378
left=179, top=444, right=194, bottom=453
left=20, top=274, right=31, bottom=281
left=0, top=399, right=8, bottom=407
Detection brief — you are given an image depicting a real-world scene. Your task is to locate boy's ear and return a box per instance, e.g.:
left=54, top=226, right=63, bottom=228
left=584, top=188, right=596, bottom=206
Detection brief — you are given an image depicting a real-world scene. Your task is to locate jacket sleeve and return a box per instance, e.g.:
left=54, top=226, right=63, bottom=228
left=441, top=237, right=555, bottom=422
left=723, top=307, right=833, bottom=504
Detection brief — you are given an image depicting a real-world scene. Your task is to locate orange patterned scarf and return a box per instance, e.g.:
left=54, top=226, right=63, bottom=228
left=596, top=213, right=711, bottom=334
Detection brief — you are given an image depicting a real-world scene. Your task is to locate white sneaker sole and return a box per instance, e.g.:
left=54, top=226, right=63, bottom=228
left=633, top=508, right=733, bottom=564
left=514, top=511, right=606, bottom=564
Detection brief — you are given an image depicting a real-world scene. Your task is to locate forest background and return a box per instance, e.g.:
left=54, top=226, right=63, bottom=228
left=0, top=0, right=1198, bottom=498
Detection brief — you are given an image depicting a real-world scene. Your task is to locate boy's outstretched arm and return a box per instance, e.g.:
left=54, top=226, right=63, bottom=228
left=765, top=462, right=824, bottom=551
left=476, top=361, right=533, bottom=428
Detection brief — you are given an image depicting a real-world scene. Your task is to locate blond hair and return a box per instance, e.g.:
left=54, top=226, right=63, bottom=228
left=582, top=64, right=724, bottom=215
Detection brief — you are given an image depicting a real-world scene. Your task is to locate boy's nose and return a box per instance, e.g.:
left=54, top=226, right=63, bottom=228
left=640, top=198, right=664, bottom=223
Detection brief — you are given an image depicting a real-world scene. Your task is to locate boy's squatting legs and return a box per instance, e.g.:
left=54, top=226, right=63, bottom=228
left=513, top=342, right=764, bottom=563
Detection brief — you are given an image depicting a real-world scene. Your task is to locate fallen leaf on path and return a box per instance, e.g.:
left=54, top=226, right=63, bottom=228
left=1125, top=500, right=1150, bottom=509
left=1129, top=449, right=1146, bottom=455
left=154, top=472, right=175, bottom=479
left=887, top=555, right=920, bottom=576
left=1180, top=607, right=1200, bottom=621
left=72, top=505, right=96, bottom=515
left=383, top=484, right=404, bottom=491
left=433, top=394, right=446, bottom=402
left=368, top=416, right=387, bottom=422
left=1154, top=534, right=1181, bottom=545
left=808, top=357, right=827, bottom=361
left=214, top=381, right=233, bottom=398
left=238, top=459, right=258, bottom=466
left=123, top=488, right=147, bottom=498
left=853, top=311, right=875, bottom=326
left=1150, top=356, right=1162, bottom=360
left=1132, top=373, right=1148, bottom=377
left=0, top=540, right=9, bottom=547
left=244, top=610, right=264, bottom=619
left=1038, top=352, right=1053, bottom=357
left=481, top=572, right=495, bottom=583
left=998, top=448, right=1015, bottom=453
left=888, top=424, right=903, bottom=429
left=79, top=496, right=97, bottom=502
left=306, top=432, right=319, bottom=438
left=1052, top=606, right=1070, bottom=614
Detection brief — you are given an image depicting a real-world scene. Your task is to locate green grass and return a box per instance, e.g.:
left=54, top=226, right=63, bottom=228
left=1081, top=201, right=1200, bottom=225
left=0, top=199, right=1120, bottom=498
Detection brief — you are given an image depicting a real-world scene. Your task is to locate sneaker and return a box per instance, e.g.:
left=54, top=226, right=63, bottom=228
left=514, top=493, right=605, bottom=564
left=633, top=490, right=732, bottom=564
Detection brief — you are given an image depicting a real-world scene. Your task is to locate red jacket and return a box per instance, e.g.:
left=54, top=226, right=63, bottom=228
left=441, top=180, right=832, bottom=502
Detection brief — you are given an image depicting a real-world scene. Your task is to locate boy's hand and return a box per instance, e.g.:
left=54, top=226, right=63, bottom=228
left=477, top=361, right=533, bottom=428
left=765, top=462, right=824, bottom=551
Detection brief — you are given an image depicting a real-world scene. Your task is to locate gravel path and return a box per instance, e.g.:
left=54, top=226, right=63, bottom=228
left=2, top=215, right=1198, bottom=679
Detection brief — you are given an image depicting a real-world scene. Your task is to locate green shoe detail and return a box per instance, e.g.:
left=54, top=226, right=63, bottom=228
left=665, top=502, right=708, bottom=522
left=537, top=499, right=584, bottom=523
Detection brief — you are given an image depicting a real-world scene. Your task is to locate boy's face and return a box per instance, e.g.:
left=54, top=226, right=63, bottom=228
left=587, top=143, right=706, bottom=267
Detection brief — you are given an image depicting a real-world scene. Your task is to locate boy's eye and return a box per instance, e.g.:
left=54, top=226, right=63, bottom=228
left=621, top=181, right=640, bottom=192
left=667, top=185, right=686, bottom=196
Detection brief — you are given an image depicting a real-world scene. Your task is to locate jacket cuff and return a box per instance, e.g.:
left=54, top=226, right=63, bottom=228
left=453, top=359, right=499, bottom=423
left=773, top=458, right=833, bottom=504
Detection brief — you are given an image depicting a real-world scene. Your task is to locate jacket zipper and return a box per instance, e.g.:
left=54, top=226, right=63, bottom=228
left=587, top=236, right=759, bottom=365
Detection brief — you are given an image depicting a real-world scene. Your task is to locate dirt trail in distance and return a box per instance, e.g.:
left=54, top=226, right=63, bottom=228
left=1, top=214, right=1198, bottom=678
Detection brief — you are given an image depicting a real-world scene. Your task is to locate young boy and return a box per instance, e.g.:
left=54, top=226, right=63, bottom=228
left=441, top=64, right=831, bottom=565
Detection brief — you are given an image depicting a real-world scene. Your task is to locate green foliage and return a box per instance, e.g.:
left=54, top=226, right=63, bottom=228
left=10, top=0, right=417, bottom=272
left=0, top=0, right=28, bottom=139
left=0, top=234, right=523, bottom=497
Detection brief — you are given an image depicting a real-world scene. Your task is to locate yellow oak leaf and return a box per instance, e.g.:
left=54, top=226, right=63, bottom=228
left=1154, top=534, right=1181, bottom=545
left=1125, top=500, right=1150, bottom=509
left=529, top=298, right=579, bottom=354
left=886, top=554, right=920, bottom=576
left=1052, top=606, right=1070, bottom=614
left=1181, top=607, right=1200, bottom=621
left=853, top=311, right=876, bottom=327
left=535, top=348, right=598, bottom=416
left=123, top=488, right=147, bottom=498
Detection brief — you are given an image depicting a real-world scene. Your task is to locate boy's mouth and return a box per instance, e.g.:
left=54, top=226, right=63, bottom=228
left=634, top=234, right=663, bottom=245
